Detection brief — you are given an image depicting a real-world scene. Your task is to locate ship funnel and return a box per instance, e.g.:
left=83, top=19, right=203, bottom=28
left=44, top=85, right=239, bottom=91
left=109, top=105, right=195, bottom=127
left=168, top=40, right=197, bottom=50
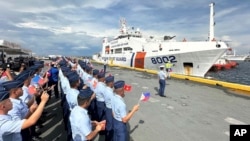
left=209, top=2, right=215, bottom=41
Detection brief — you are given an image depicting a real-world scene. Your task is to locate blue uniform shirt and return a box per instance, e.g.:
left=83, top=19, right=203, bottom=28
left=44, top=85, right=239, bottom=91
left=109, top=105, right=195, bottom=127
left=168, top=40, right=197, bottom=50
left=69, top=106, right=92, bottom=141
left=60, top=75, right=71, bottom=95
left=20, top=86, right=33, bottom=104
left=8, top=98, right=29, bottom=120
left=48, top=67, right=59, bottom=83
left=0, top=115, right=25, bottom=141
left=66, top=88, right=79, bottom=110
left=95, top=82, right=106, bottom=102
left=104, top=87, right=114, bottom=109
left=84, top=74, right=92, bottom=87
left=158, top=70, right=166, bottom=80
left=111, top=94, right=127, bottom=121
left=89, top=77, right=98, bottom=93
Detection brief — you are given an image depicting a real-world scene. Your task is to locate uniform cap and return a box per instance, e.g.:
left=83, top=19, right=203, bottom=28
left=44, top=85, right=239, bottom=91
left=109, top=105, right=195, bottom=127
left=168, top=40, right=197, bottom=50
left=0, top=84, right=6, bottom=91
left=66, top=71, right=77, bottom=78
left=0, top=90, right=9, bottom=102
left=29, top=65, right=39, bottom=71
left=85, top=65, right=92, bottom=72
left=114, top=80, right=125, bottom=89
left=61, top=66, right=71, bottom=73
left=68, top=73, right=79, bottom=84
left=79, top=62, right=86, bottom=69
left=105, top=76, right=114, bottom=83
left=93, top=69, right=99, bottom=76
left=78, top=87, right=93, bottom=99
left=159, top=65, right=164, bottom=68
left=15, top=70, right=33, bottom=81
left=2, top=80, right=24, bottom=91
left=33, top=63, right=44, bottom=68
left=97, top=72, right=105, bottom=79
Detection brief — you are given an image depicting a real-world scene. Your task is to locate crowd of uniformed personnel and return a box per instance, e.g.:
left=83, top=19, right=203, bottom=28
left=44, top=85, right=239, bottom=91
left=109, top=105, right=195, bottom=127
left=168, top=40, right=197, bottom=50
left=0, top=57, right=139, bottom=141
left=0, top=59, right=50, bottom=141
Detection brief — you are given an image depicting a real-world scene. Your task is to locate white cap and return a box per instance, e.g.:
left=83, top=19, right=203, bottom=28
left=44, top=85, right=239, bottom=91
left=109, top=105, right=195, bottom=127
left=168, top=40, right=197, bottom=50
left=159, top=65, right=164, bottom=68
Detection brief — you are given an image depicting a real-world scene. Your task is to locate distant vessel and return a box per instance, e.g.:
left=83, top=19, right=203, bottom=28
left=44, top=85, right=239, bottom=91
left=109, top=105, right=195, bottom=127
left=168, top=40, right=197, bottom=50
left=221, top=48, right=248, bottom=61
left=93, top=2, right=228, bottom=77
left=245, top=54, right=250, bottom=62
left=210, top=58, right=237, bottom=71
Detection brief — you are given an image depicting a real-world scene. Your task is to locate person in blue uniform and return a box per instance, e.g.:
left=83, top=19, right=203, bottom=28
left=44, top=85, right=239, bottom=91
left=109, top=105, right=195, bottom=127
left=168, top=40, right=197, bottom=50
left=16, top=70, right=35, bottom=107
left=88, top=69, right=99, bottom=120
left=0, top=87, right=49, bottom=141
left=66, top=71, right=80, bottom=110
left=2, top=80, right=37, bottom=141
left=158, top=65, right=167, bottom=97
left=111, top=80, right=139, bottom=141
left=69, top=87, right=105, bottom=141
left=48, top=62, right=59, bottom=99
left=103, top=59, right=108, bottom=75
left=95, top=72, right=106, bottom=122
left=104, top=75, right=115, bottom=141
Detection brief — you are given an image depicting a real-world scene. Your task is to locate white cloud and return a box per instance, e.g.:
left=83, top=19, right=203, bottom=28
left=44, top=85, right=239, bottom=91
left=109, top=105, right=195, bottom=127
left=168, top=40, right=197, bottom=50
left=15, top=22, right=73, bottom=34
left=0, top=0, right=249, bottom=56
left=72, top=46, right=90, bottom=50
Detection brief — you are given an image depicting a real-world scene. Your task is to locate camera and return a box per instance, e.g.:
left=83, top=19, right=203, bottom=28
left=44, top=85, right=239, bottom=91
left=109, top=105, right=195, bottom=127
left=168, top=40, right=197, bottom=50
left=1, top=63, right=12, bottom=71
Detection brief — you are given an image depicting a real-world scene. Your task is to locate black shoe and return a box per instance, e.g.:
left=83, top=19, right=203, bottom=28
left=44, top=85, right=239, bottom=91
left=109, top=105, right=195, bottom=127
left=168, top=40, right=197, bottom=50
left=161, top=95, right=166, bottom=97
left=32, top=136, right=42, bottom=141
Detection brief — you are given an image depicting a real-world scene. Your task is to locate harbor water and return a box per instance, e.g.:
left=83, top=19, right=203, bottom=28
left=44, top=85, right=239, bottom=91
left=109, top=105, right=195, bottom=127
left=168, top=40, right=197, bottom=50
left=206, top=61, right=250, bottom=85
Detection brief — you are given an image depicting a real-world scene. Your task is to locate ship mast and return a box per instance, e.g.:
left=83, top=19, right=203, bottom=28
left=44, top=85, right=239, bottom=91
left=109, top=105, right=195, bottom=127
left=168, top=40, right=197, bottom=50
left=120, top=18, right=127, bottom=35
left=209, top=2, right=215, bottom=41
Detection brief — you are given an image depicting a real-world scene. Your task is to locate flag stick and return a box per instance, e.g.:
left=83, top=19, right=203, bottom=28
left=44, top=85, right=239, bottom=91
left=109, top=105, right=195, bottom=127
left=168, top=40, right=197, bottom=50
left=137, top=93, right=142, bottom=105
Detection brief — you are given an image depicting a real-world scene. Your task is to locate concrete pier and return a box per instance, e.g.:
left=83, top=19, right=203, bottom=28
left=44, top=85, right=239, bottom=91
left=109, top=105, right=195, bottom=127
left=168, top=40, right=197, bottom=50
left=39, top=63, right=250, bottom=141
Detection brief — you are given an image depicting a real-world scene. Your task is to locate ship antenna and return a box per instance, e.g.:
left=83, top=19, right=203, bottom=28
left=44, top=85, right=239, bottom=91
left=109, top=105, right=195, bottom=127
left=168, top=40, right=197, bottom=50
left=209, top=2, right=215, bottom=41
left=120, top=18, right=127, bottom=35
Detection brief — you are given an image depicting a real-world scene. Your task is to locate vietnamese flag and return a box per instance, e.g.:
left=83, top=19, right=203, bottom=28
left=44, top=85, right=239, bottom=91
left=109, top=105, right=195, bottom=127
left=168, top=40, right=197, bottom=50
left=38, top=78, right=45, bottom=86
left=124, top=84, right=132, bottom=92
left=28, top=85, right=37, bottom=95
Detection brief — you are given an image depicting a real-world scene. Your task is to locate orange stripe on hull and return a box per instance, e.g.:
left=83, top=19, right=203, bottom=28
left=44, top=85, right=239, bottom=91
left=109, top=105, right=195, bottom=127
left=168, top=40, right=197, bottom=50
left=134, top=52, right=146, bottom=69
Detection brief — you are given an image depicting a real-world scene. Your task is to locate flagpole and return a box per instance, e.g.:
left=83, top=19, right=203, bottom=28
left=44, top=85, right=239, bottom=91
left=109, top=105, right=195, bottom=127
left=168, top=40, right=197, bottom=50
left=137, top=98, right=141, bottom=105
left=137, top=93, right=142, bottom=105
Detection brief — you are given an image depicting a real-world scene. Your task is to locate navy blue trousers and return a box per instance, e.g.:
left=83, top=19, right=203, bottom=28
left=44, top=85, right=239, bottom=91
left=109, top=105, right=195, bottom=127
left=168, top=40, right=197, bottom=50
left=113, top=118, right=127, bottom=141
left=105, top=107, right=113, bottom=141
left=159, top=79, right=166, bottom=96
left=96, top=101, right=106, bottom=121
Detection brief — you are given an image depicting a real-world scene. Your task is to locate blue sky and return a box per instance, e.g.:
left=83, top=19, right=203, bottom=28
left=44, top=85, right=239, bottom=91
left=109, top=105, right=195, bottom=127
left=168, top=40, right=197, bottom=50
left=0, top=0, right=249, bottom=56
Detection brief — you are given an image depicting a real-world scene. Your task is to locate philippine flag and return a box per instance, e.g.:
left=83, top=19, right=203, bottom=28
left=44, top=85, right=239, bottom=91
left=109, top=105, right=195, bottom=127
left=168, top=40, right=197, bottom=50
left=31, top=75, right=45, bottom=86
left=140, top=92, right=150, bottom=102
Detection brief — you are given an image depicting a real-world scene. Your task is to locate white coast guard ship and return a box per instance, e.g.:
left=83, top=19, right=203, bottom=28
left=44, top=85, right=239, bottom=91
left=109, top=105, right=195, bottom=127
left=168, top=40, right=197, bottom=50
left=93, top=3, right=228, bottom=77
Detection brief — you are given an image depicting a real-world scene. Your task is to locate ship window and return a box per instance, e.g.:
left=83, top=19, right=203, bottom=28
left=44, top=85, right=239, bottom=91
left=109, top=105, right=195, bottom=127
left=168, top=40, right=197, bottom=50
left=124, top=47, right=132, bottom=51
left=216, top=44, right=221, bottom=48
left=115, top=48, right=122, bottom=54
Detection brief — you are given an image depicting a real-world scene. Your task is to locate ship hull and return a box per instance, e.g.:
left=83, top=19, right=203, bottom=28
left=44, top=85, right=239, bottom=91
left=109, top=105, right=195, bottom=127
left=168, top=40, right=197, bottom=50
left=93, top=42, right=226, bottom=77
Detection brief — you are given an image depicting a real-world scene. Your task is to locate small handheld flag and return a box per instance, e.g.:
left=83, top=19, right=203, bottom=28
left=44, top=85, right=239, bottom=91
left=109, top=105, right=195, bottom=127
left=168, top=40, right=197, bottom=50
left=28, top=85, right=38, bottom=95
left=138, top=92, right=150, bottom=104
left=31, top=75, right=44, bottom=85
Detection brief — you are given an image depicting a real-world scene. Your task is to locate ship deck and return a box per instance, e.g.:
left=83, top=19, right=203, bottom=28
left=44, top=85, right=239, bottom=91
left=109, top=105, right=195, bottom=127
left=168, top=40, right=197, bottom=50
left=40, top=62, right=250, bottom=141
